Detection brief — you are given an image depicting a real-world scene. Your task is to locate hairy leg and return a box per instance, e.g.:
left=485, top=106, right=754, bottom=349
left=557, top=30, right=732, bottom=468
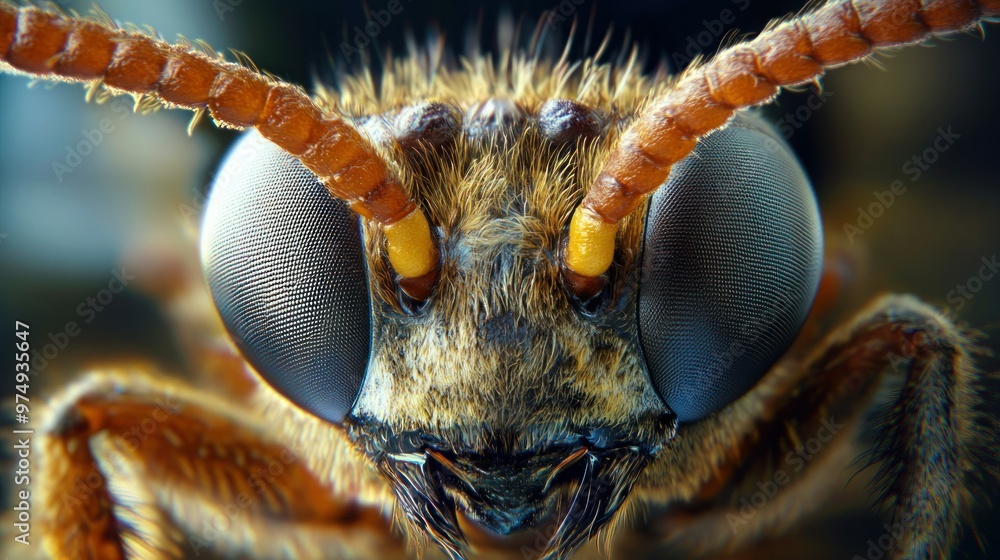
left=633, top=294, right=997, bottom=559
left=35, top=369, right=404, bottom=559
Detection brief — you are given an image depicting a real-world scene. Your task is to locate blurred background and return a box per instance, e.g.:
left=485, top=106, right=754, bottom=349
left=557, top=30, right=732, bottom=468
left=1, top=0, right=998, bottom=558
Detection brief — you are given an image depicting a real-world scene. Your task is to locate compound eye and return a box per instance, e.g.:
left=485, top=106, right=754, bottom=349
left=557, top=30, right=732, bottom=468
left=201, top=131, right=372, bottom=424
left=638, top=114, right=823, bottom=423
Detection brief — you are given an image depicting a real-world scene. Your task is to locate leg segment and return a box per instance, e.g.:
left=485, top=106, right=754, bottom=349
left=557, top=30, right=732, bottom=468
left=635, top=294, right=996, bottom=559
left=36, top=369, right=403, bottom=559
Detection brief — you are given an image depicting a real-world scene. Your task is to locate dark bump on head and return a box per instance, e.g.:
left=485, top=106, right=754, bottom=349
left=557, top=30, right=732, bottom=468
left=466, top=97, right=524, bottom=137
left=394, top=101, right=461, bottom=152
left=538, top=98, right=599, bottom=146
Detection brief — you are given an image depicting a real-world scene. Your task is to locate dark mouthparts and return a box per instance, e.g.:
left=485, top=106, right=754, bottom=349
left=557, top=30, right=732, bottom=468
left=351, top=418, right=673, bottom=560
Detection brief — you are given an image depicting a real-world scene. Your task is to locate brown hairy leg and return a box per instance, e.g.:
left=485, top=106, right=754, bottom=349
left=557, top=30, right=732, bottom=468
left=35, top=369, right=403, bottom=559
left=632, top=294, right=996, bottom=559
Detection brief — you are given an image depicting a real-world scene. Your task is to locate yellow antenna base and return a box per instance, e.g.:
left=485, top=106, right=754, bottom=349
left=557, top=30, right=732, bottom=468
left=384, top=209, right=437, bottom=279
left=565, top=207, right=617, bottom=278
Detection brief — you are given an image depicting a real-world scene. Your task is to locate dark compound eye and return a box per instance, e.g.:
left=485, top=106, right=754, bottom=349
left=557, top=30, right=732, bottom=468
left=638, top=113, right=823, bottom=423
left=201, top=131, right=372, bottom=424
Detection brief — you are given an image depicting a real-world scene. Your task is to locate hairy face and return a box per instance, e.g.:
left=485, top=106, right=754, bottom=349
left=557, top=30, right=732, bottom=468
left=203, top=53, right=820, bottom=559
left=345, top=102, right=674, bottom=557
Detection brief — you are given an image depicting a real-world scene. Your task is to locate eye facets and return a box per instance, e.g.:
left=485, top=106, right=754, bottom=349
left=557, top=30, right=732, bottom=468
left=637, top=115, right=822, bottom=423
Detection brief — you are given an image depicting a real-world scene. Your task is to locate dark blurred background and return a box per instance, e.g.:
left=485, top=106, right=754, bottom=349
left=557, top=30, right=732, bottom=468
left=1, top=0, right=998, bottom=558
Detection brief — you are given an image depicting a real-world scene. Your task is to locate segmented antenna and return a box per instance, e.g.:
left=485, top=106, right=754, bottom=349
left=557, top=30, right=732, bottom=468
left=0, top=3, right=440, bottom=299
left=562, top=0, right=1000, bottom=297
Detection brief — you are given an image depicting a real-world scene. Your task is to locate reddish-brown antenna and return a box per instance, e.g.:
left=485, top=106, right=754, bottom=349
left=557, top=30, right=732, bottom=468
left=562, top=0, right=999, bottom=297
left=0, top=4, right=440, bottom=300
